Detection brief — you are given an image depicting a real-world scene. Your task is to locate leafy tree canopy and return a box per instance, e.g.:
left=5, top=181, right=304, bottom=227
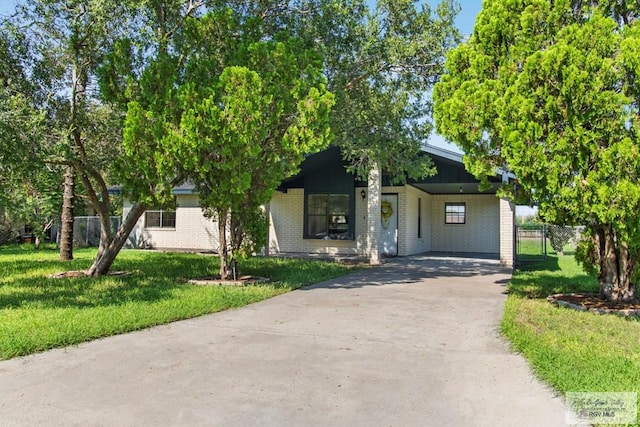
left=434, top=0, right=640, bottom=301
left=0, top=18, right=62, bottom=244
left=100, top=4, right=334, bottom=278
left=213, top=0, right=460, bottom=182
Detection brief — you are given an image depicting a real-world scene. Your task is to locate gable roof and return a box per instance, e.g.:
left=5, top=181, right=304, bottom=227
left=111, top=145, right=507, bottom=196
left=409, top=145, right=503, bottom=194
left=279, top=145, right=504, bottom=195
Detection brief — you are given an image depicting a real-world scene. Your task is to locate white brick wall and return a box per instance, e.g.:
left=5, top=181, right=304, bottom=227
left=355, top=186, right=369, bottom=255
left=122, top=188, right=507, bottom=259
left=499, top=198, right=515, bottom=267
left=430, top=194, right=500, bottom=254
left=124, top=195, right=218, bottom=251
left=268, top=189, right=361, bottom=255
left=267, top=188, right=501, bottom=257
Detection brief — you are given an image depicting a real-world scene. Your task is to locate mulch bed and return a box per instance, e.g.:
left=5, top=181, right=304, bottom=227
left=48, top=270, right=132, bottom=279
left=548, top=293, right=640, bottom=317
left=188, top=275, right=270, bottom=286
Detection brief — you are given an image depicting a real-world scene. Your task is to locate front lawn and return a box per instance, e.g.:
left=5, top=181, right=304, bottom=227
left=502, top=255, right=640, bottom=425
left=0, top=246, right=355, bottom=360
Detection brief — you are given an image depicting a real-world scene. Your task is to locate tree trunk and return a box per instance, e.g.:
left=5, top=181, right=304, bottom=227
left=218, top=209, right=231, bottom=280
left=59, top=165, right=75, bottom=261
left=86, top=202, right=145, bottom=276
left=76, top=170, right=113, bottom=265
left=229, top=213, right=243, bottom=280
left=596, top=226, right=637, bottom=302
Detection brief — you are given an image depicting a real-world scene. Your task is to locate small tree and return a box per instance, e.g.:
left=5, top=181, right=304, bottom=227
left=434, top=0, right=640, bottom=302
left=168, top=17, right=334, bottom=279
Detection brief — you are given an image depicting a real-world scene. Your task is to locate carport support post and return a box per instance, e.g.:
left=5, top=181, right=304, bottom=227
left=499, top=198, right=515, bottom=268
left=264, top=202, right=270, bottom=256
left=367, top=164, right=381, bottom=265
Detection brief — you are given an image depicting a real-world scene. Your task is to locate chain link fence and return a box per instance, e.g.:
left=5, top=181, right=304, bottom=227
left=1, top=216, right=122, bottom=247
left=72, top=216, right=122, bottom=248
left=516, top=225, right=584, bottom=262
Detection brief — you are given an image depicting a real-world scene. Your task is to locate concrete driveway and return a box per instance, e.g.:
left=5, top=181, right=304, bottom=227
left=0, top=255, right=568, bottom=426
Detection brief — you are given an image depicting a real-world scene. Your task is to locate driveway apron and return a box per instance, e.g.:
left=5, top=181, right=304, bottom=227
left=0, top=255, right=569, bottom=426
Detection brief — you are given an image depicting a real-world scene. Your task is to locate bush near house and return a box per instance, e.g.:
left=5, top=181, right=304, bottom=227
left=502, top=255, right=640, bottom=425
left=0, top=246, right=355, bottom=360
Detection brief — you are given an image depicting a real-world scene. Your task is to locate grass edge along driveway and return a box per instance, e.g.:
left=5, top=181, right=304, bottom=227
left=0, top=246, right=356, bottom=360
left=502, top=254, right=640, bottom=426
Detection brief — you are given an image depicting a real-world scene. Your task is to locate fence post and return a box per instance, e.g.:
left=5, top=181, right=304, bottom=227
left=543, top=224, right=547, bottom=260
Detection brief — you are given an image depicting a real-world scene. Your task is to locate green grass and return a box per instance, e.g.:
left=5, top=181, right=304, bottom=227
left=502, top=255, right=640, bottom=425
left=517, top=237, right=546, bottom=256
left=516, top=237, right=578, bottom=263
left=0, top=246, right=355, bottom=360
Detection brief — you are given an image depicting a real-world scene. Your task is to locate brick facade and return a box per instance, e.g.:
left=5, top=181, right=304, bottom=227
left=123, top=195, right=218, bottom=251
left=268, top=189, right=364, bottom=255
left=366, top=165, right=381, bottom=263
left=123, top=181, right=513, bottom=264
left=499, top=198, right=515, bottom=267
left=430, top=194, right=500, bottom=254
left=266, top=185, right=503, bottom=259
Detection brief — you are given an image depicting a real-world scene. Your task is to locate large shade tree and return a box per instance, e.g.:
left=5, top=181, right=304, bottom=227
left=310, top=0, right=460, bottom=182
left=89, top=0, right=206, bottom=275
left=102, top=0, right=455, bottom=279
left=3, top=0, right=196, bottom=274
left=434, top=0, right=640, bottom=302
left=4, top=0, right=134, bottom=262
left=0, top=16, right=62, bottom=247
left=172, top=0, right=459, bottom=277
left=220, top=0, right=460, bottom=182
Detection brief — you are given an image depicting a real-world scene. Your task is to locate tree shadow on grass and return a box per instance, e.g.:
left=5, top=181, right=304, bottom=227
left=509, top=256, right=598, bottom=299
left=0, top=251, right=216, bottom=310
left=0, top=274, right=186, bottom=310
left=238, top=256, right=357, bottom=290
left=515, top=256, right=561, bottom=272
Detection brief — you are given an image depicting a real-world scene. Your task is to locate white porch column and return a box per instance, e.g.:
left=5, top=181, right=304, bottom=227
left=367, top=164, right=381, bottom=265
left=264, top=202, right=271, bottom=256
left=499, top=198, right=515, bottom=268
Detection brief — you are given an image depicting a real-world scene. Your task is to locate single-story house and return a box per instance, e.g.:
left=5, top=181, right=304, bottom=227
left=123, top=145, right=515, bottom=266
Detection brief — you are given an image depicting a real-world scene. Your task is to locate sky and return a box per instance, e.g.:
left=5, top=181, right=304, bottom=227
left=0, top=0, right=17, bottom=17
left=437, top=0, right=483, bottom=38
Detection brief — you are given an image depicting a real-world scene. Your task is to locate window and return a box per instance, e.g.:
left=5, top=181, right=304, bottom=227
left=445, top=202, right=466, bottom=224
left=418, top=198, right=422, bottom=238
left=145, top=199, right=177, bottom=229
left=306, top=194, right=352, bottom=239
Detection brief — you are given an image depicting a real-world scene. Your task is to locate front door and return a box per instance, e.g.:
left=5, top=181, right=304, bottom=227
left=380, top=194, right=398, bottom=256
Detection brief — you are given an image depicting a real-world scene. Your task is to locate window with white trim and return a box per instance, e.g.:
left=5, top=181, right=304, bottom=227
left=144, top=210, right=176, bottom=228
left=445, top=202, right=466, bottom=224
left=144, top=199, right=176, bottom=229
